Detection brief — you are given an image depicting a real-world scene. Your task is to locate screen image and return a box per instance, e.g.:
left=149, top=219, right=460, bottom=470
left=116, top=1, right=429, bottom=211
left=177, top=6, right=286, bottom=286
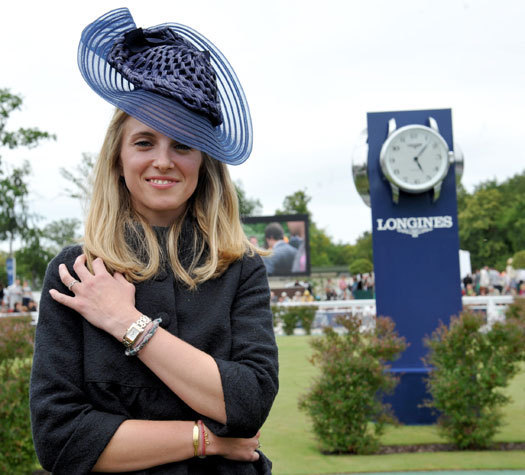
left=242, top=214, right=310, bottom=277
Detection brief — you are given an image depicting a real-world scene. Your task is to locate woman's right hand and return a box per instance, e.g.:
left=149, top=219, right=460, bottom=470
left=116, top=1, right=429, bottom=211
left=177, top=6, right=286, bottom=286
left=208, top=429, right=261, bottom=462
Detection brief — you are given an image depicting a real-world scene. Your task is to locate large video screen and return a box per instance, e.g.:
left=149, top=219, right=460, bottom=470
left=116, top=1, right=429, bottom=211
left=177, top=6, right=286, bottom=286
left=242, top=214, right=310, bottom=277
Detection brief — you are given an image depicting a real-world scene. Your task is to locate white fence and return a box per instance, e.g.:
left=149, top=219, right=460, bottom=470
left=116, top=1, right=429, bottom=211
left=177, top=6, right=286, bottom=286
left=275, top=295, right=515, bottom=335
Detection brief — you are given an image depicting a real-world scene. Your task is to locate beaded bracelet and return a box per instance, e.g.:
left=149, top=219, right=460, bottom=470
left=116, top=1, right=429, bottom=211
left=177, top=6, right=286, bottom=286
left=125, top=318, right=162, bottom=356
left=198, top=419, right=209, bottom=458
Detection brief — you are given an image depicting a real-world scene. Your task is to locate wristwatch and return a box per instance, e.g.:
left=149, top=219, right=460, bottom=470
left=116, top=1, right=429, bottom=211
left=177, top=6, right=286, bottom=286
left=122, top=315, right=152, bottom=348
left=379, top=117, right=454, bottom=203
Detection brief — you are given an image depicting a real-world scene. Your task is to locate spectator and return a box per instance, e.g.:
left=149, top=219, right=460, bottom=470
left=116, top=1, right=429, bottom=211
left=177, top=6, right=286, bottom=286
left=0, top=282, right=4, bottom=311
left=7, top=278, right=23, bottom=311
left=262, top=222, right=298, bottom=275
left=479, top=266, right=490, bottom=294
left=22, top=279, right=33, bottom=308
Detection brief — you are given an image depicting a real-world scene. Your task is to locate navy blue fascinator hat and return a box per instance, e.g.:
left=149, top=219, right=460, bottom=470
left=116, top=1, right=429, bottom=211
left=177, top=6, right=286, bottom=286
left=78, top=8, right=252, bottom=165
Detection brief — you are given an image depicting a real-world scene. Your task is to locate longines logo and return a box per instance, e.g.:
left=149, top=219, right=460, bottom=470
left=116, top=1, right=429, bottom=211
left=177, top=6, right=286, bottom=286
left=376, top=215, right=453, bottom=238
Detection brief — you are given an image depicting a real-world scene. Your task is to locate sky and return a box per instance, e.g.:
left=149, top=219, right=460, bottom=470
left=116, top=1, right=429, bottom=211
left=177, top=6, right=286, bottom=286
left=2, top=0, right=524, bottom=245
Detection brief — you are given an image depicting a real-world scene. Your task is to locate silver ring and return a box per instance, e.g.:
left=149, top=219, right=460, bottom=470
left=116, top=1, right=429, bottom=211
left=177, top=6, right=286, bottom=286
left=68, top=280, right=79, bottom=291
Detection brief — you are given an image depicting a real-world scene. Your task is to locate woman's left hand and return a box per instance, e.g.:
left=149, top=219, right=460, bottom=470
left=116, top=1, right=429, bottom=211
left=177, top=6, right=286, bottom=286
left=49, top=254, right=140, bottom=340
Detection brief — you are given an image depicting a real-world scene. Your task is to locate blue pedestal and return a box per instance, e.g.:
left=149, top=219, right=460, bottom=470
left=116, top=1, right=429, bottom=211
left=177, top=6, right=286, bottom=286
left=366, top=109, right=462, bottom=424
left=383, top=369, right=436, bottom=424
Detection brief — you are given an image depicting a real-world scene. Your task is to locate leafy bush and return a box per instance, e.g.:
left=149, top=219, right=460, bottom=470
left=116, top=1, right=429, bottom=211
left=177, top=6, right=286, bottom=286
left=0, top=316, right=38, bottom=473
left=299, top=314, right=406, bottom=454
left=0, top=357, right=38, bottom=473
left=275, top=306, right=318, bottom=335
left=294, top=306, right=317, bottom=335
left=0, top=315, right=35, bottom=361
left=505, top=296, right=525, bottom=320
left=280, top=308, right=300, bottom=336
left=424, top=307, right=525, bottom=449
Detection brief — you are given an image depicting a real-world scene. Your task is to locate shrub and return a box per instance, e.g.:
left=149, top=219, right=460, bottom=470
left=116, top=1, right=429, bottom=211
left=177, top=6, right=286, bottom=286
left=0, top=357, right=38, bottom=473
left=505, top=296, right=525, bottom=321
left=270, top=305, right=282, bottom=329
left=275, top=306, right=318, bottom=335
left=299, top=314, right=406, bottom=454
left=424, top=308, right=525, bottom=449
left=280, top=308, right=300, bottom=336
left=294, top=306, right=317, bottom=335
left=0, top=316, right=38, bottom=473
left=0, top=315, right=35, bottom=362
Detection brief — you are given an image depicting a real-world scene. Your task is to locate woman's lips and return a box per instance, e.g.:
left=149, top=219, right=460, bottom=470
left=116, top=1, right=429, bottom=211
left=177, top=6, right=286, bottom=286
left=146, top=177, right=179, bottom=188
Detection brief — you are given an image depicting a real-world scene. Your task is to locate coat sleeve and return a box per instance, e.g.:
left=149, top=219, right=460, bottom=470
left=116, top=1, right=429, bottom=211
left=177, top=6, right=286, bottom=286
left=203, top=253, right=279, bottom=437
left=29, top=247, right=127, bottom=475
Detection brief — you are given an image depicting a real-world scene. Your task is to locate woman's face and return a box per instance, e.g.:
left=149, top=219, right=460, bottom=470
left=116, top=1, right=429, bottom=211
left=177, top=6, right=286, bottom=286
left=119, top=116, right=203, bottom=226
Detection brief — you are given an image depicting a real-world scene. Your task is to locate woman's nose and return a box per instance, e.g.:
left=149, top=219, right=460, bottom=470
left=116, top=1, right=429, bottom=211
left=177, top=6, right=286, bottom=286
left=153, top=147, right=175, bottom=171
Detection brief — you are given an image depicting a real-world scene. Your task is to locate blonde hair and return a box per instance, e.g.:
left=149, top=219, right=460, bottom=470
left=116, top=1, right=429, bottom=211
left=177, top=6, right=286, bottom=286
left=83, top=109, right=262, bottom=289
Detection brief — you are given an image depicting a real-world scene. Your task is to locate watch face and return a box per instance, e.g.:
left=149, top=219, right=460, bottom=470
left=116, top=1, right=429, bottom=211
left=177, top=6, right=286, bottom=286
left=380, top=124, right=450, bottom=193
left=127, top=325, right=141, bottom=341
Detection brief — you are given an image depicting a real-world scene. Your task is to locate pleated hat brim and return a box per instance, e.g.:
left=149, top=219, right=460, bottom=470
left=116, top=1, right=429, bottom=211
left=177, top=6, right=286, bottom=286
left=78, top=8, right=252, bottom=165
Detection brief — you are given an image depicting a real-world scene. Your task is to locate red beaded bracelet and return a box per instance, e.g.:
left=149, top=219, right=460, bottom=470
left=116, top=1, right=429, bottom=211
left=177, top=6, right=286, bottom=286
left=198, top=420, right=209, bottom=458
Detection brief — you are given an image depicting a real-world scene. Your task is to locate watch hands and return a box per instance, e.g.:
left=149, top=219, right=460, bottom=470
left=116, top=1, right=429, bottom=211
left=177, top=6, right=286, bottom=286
left=413, top=141, right=429, bottom=172
left=413, top=156, right=424, bottom=171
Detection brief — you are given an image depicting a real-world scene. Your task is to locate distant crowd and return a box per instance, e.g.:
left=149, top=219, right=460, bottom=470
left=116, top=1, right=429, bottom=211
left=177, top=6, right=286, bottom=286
left=0, top=278, right=38, bottom=314
left=271, top=273, right=375, bottom=303
left=462, top=259, right=525, bottom=296
left=270, top=257, right=525, bottom=304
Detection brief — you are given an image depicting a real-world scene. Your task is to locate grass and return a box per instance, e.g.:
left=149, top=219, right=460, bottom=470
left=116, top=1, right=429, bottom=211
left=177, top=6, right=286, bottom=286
left=262, top=335, right=525, bottom=475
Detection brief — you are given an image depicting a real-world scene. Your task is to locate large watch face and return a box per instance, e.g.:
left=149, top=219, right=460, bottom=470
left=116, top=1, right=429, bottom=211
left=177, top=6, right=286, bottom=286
left=380, top=124, right=450, bottom=193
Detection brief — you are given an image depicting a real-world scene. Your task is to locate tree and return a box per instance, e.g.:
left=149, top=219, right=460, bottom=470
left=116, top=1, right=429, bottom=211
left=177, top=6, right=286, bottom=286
left=309, top=225, right=334, bottom=267
left=59, top=152, right=96, bottom=207
left=276, top=189, right=311, bottom=217
left=15, top=228, right=54, bottom=288
left=513, top=250, right=525, bottom=269
left=42, top=218, right=82, bottom=255
left=349, top=258, right=373, bottom=275
left=456, top=170, right=525, bottom=270
left=0, top=160, right=32, bottom=253
left=235, top=181, right=262, bottom=216
left=458, top=187, right=510, bottom=270
left=13, top=219, right=81, bottom=288
left=0, top=89, right=55, bottom=254
left=0, top=89, right=54, bottom=150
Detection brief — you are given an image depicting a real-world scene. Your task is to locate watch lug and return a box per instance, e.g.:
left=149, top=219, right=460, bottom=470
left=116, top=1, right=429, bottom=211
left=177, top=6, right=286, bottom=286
left=391, top=184, right=400, bottom=204
left=433, top=182, right=442, bottom=202
left=448, top=150, right=454, bottom=164
left=388, top=118, right=397, bottom=137
left=428, top=116, right=439, bottom=133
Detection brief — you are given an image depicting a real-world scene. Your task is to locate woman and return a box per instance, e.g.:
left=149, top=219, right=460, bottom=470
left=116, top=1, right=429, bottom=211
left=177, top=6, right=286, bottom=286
left=30, top=8, right=278, bottom=474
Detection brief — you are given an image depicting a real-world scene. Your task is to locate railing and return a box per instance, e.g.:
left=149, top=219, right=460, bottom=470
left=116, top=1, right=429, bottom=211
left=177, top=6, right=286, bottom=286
left=274, top=295, right=515, bottom=334
left=278, top=295, right=513, bottom=311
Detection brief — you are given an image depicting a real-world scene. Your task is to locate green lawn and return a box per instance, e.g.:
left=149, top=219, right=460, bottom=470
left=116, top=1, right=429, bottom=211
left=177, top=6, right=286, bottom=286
left=262, top=335, right=525, bottom=475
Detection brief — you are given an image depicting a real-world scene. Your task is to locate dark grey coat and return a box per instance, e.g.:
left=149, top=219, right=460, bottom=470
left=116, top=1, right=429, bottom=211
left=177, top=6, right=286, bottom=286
left=30, top=231, right=278, bottom=474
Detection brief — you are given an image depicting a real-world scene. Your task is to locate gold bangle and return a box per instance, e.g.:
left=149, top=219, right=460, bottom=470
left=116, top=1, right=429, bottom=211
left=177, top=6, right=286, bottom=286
left=193, top=421, right=200, bottom=457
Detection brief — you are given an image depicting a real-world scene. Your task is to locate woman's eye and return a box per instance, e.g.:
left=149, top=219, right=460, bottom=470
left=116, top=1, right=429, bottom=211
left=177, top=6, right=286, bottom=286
left=174, top=143, right=192, bottom=151
left=134, top=140, right=153, bottom=147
